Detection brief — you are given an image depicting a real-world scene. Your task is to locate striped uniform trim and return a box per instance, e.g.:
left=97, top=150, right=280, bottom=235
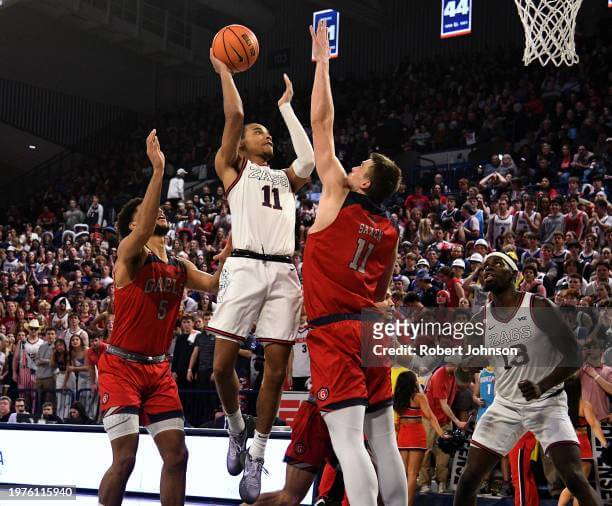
left=258, top=337, right=294, bottom=345
left=470, top=439, right=504, bottom=458
left=545, top=440, right=580, bottom=453
left=225, top=157, right=248, bottom=196
left=207, top=326, right=246, bottom=343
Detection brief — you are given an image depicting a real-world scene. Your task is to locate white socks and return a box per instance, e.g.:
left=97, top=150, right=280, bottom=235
left=364, top=406, right=408, bottom=506
left=248, top=430, right=270, bottom=460
left=323, top=405, right=378, bottom=506
left=226, top=409, right=245, bottom=435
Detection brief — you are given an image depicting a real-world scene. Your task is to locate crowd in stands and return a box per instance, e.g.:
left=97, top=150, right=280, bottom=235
left=0, top=35, right=610, bottom=500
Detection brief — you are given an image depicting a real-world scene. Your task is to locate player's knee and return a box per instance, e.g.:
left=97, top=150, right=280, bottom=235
left=163, top=445, right=189, bottom=470
left=113, top=453, right=137, bottom=476
left=263, top=365, right=286, bottom=388
left=213, top=357, right=233, bottom=379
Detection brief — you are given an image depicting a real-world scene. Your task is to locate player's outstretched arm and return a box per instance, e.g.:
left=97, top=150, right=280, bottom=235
left=181, top=256, right=224, bottom=294
left=117, top=130, right=165, bottom=261
left=519, top=296, right=581, bottom=401
left=211, top=49, right=243, bottom=190
left=309, top=19, right=346, bottom=193
left=278, top=73, right=314, bottom=193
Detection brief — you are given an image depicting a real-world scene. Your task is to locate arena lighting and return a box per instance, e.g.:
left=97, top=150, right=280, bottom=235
left=28, top=145, right=37, bottom=150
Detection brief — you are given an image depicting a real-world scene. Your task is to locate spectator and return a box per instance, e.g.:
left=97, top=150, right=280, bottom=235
left=0, top=395, right=11, bottom=422
left=85, top=195, right=105, bottom=228
left=437, top=266, right=464, bottom=308
left=540, top=197, right=565, bottom=244
left=167, top=168, right=187, bottom=206
left=63, top=334, right=90, bottom=393
left=36, top=401, right=63, bottom=424
left=12, top=321, right=43, bottom=402
left=8, top=397, right=34, bottom=423
left=585, top=260, right=612, bottom=298
left=86, top=333, right=108, bottom=395
left=60, top=312, right=89, bottom=347
left=419, top=361, right=466, bottom=494
left=64, top=401, right=92, bottom=424
left=35, top=328, right=57, bottom=407
left=63, top=199, right=86, bottom=230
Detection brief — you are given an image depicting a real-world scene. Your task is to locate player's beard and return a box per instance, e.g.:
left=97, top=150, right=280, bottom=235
left=153, top=224, right=170, bottom=236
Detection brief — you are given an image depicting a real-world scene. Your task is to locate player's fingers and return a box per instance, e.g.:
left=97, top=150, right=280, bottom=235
left=309, top=25, right=316, bottom=39
left=147, top=129, right=156, bottom=143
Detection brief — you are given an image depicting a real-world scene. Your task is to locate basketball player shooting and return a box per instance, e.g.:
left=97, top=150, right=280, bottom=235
left=208, top=50, right=315, bottom=503
left=97, top=130, right=224, bottom=506
left=453, top=252, right=601, bottom=506
left=306, top=20, right=407, bottom=506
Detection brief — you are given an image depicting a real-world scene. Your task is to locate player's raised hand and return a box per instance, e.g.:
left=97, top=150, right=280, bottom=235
left=518, top=379, right=541, bottom=401
left=146, top=129, right=165, bottom=172
left=209, top=47, right=233, bottom=75
left=277, top=73, right=294, bottom=107
left=309, top=19, right=330, bottom=63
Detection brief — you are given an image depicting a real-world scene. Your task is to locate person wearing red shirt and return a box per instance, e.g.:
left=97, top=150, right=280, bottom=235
left=419, top=362, right=466, bottom=493
left=404, top=184, right=431, bottom=213
left=437, top=266, right=465, bottom=308
left=87, top=334, right=108, bottom=394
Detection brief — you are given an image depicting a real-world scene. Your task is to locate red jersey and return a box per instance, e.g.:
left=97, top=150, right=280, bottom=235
left=111, top=253, right=187, bottom=356
left=86, top=341, right=108, bottom=368
left=564, top=211, right=586, bottom=238
left=303, top=192, right=398, bottom=320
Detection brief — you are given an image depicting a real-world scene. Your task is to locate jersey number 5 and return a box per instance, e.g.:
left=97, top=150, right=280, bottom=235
left=349, top=238, right=375, bottom=273
left=157, top=300, right=168, bottom=320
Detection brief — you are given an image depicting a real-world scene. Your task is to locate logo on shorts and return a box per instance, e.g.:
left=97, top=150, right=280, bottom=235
left=102, top=393, right=109, bottom=404
left=317, top=387, right=330, bottom=402
left=295, top=442, right=306, bottom=455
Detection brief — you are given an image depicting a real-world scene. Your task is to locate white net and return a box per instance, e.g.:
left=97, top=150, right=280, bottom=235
left=514, top=0, right=583, bottom=67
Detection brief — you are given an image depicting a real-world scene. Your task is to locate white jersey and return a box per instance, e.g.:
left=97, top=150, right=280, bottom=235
left=483, top=292, right=563, bottom=405
left=491, top=213, right=513, bottom=246
left=514, top=210, right=537, bottom=234
left=292, top=327, right=310, bottom=377
left=227, top=159, right=295, bottom=256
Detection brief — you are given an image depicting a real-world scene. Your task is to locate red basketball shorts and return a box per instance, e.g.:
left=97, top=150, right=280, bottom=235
left=98, top=353, right=183, bottom=425
left=308, top=319, right=392, bottom=412
left=284, top=400, right=333, bottom=473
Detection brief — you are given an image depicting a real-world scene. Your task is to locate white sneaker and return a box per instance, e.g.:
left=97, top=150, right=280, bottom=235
left=437, top=482, right=448, bottom=494
left=420, top=484, right=431, bottom=493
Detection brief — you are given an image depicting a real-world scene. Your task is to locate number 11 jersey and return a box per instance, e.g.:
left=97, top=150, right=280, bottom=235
left=227, top=158, right=296, bottom=256
left=303, top=192, right=398, bottom=320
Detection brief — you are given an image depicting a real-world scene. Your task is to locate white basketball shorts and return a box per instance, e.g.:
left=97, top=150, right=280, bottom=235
left=470, top=390, right=579, bottom=456
left=208, top=256, right=302, bottom=345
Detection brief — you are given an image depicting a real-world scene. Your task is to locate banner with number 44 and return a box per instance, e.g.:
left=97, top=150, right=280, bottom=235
left=440, top=0, right=472, bottom=39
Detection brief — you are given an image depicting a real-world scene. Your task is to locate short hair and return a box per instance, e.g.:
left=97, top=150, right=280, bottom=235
left=0, top=396, right=10, bottom=404
left=595, top=260, right=610, bottom=270
left=116, top=197, right=143, bottom=240
left=438, top=266, right=453, bottom=278
left=15, top=397, right=25, bottom=404
left=181, top=314, right=194, bottom=322
left=365, top=153, right=401, bottom=204
left=522, top=264, right=538, bottom=275
left=42, top=402, right=54, bottom=409
left=403, top=292, right=420, bottom=304
left=551, top=197, right=564, bottom=206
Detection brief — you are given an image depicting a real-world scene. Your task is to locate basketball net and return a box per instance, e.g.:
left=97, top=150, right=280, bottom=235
left=514, top=0, right=583, bottom=67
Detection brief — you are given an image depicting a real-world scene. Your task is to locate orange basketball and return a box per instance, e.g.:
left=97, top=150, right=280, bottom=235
left=212, top=24, right=259, bottom=73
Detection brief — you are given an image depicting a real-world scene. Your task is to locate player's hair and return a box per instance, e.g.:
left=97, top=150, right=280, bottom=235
left=393, top=371, right=420, bottom=412
left=116, top=197, right=143, bottom=239
left=365, top=153, right=401, bottom=204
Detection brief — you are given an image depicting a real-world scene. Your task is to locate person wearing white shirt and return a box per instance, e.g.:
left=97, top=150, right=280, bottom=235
left=167, top=168, right=187, bottom=206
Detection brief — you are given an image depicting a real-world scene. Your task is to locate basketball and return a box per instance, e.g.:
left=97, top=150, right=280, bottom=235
left=212, top=25, right=259, bottom=73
